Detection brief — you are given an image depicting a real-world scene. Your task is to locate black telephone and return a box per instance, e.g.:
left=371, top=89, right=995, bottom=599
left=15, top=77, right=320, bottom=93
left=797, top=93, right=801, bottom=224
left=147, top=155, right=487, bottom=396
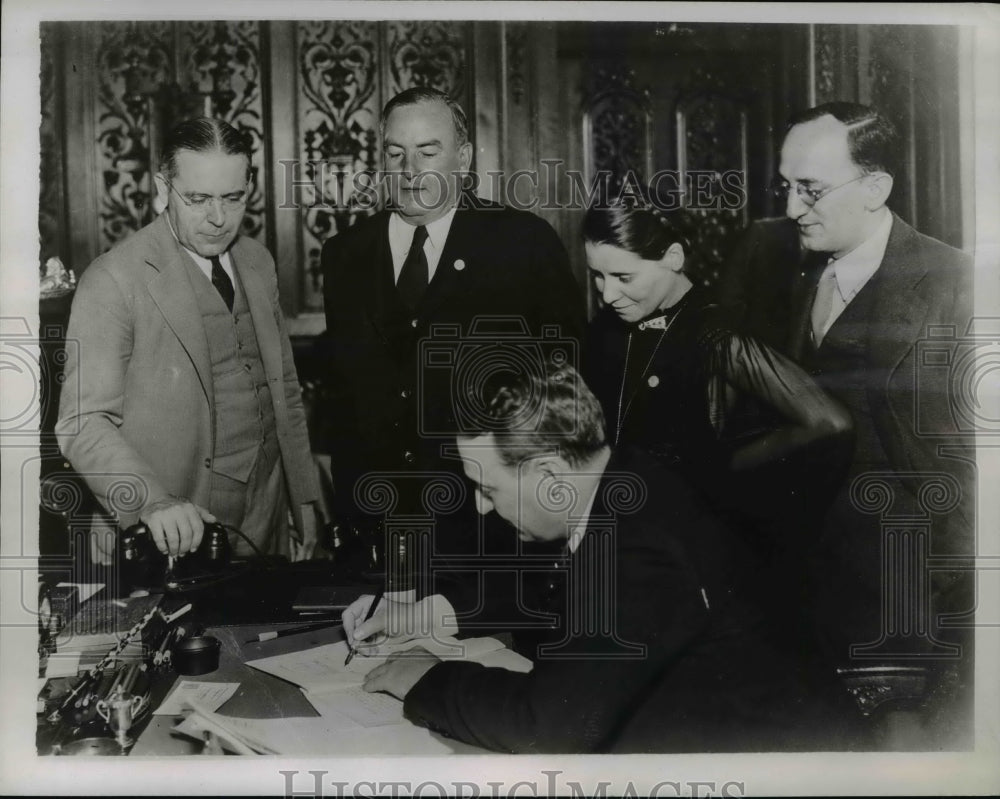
left=120, top=521, right=235, bottom=592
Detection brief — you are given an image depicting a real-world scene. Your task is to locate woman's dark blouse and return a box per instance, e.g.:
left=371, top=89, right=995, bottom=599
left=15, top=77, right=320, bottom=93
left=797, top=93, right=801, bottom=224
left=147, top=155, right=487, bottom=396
left=583, top=285, right=852, bottom=532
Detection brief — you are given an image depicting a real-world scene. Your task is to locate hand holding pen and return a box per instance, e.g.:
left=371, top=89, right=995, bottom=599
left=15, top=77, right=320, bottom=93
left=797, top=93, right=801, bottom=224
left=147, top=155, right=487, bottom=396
left=344, top=588, right=384, bottom=666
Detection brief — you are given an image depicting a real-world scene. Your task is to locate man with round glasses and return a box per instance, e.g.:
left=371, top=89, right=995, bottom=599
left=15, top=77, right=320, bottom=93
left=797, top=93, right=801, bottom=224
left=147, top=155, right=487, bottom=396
left=722, top=102, right=974, bottom=747
left=57, top=117, right=318, bottom=564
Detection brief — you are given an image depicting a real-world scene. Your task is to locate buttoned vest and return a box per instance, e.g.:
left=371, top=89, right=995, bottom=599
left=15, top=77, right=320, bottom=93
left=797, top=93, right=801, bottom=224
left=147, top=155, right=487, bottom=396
left=181, top=257, right=279, bottom=487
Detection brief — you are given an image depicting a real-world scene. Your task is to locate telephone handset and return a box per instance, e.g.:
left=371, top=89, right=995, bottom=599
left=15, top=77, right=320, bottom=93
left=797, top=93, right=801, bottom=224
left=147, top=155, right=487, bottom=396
left=120, top=521, right=257, bottom=592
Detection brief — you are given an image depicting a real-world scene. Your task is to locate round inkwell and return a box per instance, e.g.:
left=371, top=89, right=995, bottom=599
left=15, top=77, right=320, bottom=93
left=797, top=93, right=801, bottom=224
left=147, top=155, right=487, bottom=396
left=172, top=635, right=221, bottom=675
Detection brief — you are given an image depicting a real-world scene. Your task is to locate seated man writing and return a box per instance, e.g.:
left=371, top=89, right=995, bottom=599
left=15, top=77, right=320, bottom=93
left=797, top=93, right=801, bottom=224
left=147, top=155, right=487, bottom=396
left=343, top=361, right=855, bottom=753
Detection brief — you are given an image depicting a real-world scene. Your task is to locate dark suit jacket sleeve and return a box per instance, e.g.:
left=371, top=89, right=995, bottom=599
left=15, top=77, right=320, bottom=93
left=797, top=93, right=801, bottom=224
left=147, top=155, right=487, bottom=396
left=717, top=218, right=801, bottom=353
left=404, top=519, right=713, bottom=753
left=519, top=212, right=586, bottom=348
left=319, top=229, right=368, bottom=514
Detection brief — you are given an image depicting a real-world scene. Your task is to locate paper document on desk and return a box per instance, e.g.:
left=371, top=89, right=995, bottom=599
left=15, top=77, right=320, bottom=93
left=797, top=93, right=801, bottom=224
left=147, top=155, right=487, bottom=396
left=245, top=636, right=509, bottom=693
left=172, top=711, right=471, bottom=755
left=245, top=640, right=362, bottom=693
left=155, top=680, right=240, bottom=716
left=303, top=686, right=403, bottom=727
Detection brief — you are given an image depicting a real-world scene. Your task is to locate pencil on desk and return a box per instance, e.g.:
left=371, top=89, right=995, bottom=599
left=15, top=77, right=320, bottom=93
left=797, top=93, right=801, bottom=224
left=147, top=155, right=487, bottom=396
left=245, top=621, right=343, bottom=644
left=344, top=588, right=384, bottom=666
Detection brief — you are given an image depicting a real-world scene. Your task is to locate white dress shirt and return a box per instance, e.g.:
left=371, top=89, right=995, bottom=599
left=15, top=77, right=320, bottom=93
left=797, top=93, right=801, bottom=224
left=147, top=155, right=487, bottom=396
left=164, top=213, right=238, bottom=298
left=812, top=209, right=893, bottom=339
left=388, top=208, right=457, bottom=284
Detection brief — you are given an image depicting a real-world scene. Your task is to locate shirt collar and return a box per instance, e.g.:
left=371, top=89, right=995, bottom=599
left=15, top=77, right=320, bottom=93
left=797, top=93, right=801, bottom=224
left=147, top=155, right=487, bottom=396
left=390, top=207, right=457, bottom=251
left=566, top=483, right=599, bottom=554
left=634, top=285, right=695, bottom=332
left=829, top=210, right=893, bottom=301
left=163, top=212, right=233, bottom=271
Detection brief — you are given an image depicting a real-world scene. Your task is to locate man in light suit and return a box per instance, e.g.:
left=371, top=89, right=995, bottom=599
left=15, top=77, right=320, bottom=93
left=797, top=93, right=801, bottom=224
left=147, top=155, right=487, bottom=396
left=321, top=88, right=584, bottom=577
left=57, top=118, right=318, bottom=563
left=721, top=104, right=974, bottom=686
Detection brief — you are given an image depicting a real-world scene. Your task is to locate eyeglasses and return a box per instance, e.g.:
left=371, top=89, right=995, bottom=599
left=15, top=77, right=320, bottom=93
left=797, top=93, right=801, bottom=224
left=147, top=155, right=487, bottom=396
left=770, top=174, right=867, bottom=207
left=163, top=178, right=250, bottom=213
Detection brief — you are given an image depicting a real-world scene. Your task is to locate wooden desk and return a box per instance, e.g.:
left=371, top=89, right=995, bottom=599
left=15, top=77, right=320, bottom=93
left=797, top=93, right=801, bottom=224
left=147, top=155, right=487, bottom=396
left=131, top=623, right=485, bottom=756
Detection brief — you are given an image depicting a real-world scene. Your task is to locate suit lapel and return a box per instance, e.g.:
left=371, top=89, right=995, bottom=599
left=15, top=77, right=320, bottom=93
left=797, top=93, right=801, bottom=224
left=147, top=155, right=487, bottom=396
left=865, top=215, right=931, bottom=376
left=144, top=216, right=213, bottom=406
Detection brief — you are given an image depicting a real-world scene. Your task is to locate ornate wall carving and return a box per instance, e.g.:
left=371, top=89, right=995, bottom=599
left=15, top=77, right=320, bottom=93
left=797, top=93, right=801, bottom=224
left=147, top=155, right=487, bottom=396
left=94, top=21, right=173, bottom=251
left=387, top=21, right=467, bottom=97
left=180, top=21, right=268, bottom=243
left=675, top=66, right=752, bottom=286
left=581, top=64, right=653, bottom=194
left=297, top=20, right=380, bottom=309
left=89, top=21, right=269, bottom=253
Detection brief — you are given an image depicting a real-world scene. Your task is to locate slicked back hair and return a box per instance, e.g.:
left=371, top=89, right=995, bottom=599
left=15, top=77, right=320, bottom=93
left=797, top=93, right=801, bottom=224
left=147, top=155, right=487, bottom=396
left=787, top=102, right=900, bottom=177
left=159, top=117, right=253, bottom=181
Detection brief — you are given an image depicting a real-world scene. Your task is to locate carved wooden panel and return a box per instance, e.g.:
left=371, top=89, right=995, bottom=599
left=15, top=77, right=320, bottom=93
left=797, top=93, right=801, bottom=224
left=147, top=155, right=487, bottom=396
left=675, top=67, right=751, bottom=286
left=94, top=21, right=173, bottom=251
left=581, top=63, right=653, bottom=194
left=179, top=21, right=268, bottom=243
left=386, top=21, right=467, bottom=97
left=297, top=20, right=380, bottom=310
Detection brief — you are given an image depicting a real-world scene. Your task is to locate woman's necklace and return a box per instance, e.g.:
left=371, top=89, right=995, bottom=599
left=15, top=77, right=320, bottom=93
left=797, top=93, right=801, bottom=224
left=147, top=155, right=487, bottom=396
left=614, top=304, right=685, bottom=446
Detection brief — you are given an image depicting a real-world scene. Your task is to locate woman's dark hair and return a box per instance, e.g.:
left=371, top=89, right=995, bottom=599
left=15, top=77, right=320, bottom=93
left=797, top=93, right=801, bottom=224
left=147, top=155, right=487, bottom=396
left=582, top=188, right=707, bottom=280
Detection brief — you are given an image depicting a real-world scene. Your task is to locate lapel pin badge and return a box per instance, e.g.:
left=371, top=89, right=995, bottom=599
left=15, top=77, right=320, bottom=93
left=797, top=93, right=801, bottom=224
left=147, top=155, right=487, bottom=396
left=453, top=259, right=465, bottom=271
left=647, top=375, right=660, bottom=388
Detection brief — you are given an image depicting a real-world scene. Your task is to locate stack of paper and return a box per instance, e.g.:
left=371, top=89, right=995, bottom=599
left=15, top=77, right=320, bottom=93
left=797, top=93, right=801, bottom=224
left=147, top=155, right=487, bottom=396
left=172, top=707, right=476, bottom=755
left=166, top=637, right=534, bottom=755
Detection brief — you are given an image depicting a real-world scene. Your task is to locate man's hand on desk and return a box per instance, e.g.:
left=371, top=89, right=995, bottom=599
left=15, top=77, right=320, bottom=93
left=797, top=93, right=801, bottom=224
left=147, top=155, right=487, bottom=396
left=363, top=646, right=441, bottom=700
left=140, top=496, right=216, bottom=557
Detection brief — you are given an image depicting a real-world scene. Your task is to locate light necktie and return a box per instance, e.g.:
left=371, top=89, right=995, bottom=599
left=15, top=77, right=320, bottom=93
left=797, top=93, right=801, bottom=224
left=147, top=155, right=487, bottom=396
left=397, top=225, right=429, bottom=310
left=810, top=261, right=840, bottom=346
left=210, top=255, right=235, bottom=313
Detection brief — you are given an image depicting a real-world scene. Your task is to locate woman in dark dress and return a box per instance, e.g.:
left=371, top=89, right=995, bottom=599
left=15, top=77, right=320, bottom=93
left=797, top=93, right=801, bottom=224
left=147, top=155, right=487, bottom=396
left=582, top=199, right=854, bottom=559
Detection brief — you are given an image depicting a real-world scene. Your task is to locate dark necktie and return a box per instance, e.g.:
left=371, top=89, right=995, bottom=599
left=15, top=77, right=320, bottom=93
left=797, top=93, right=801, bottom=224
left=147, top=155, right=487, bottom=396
left=397, top=225, right=429, bottom=310
left=210, top=254, right=235, bottom=312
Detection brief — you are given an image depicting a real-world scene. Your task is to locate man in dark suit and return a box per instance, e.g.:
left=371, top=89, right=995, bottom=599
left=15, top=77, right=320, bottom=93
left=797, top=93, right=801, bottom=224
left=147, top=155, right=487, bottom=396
left=344, top=362, right=853, bottom=753
left=721, top=104, right=974, bottom=718
left=321, top=88, right=584, bottom=577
